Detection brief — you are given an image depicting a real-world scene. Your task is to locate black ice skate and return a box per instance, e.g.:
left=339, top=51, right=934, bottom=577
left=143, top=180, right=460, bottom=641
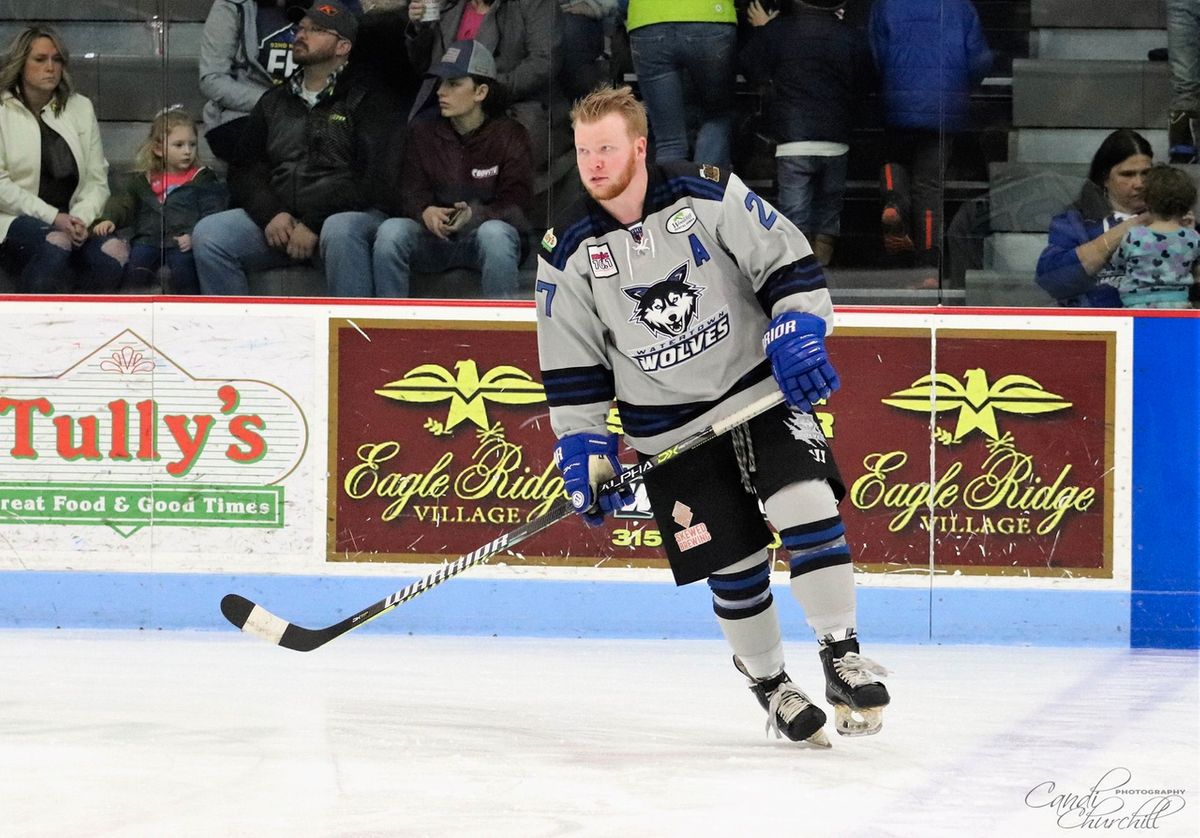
left=733, top=656, right=831, bottom=748
left=819, top=635, right=891, bottom=737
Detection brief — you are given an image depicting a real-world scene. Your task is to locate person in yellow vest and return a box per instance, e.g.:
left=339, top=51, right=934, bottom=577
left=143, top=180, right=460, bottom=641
left=624, top=0, right=737, bottom=168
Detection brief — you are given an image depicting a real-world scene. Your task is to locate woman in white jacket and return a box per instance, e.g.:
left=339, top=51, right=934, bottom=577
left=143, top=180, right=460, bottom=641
left=0, top=25, right=125, bottom=293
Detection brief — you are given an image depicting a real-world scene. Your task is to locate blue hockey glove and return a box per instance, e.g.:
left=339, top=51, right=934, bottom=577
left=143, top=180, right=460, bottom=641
left=762, top=312, right=841, bottom=412
left=553, top=432, right=634, bottom=527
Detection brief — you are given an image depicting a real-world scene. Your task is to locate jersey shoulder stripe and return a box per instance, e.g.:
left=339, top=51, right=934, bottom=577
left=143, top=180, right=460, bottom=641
left=757, top=255, right=828, bottom=312
left=538, top=198, right=624, bottom=272
left=542, top=364, right=616, bottom=407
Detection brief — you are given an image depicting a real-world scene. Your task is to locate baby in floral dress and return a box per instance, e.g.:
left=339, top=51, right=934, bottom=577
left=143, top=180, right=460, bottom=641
left=1109, top=164, right=1199, bottom=308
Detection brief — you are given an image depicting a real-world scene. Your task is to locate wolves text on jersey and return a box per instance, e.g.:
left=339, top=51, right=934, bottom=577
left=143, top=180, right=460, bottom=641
left=624, top=263, right=731, bottom=372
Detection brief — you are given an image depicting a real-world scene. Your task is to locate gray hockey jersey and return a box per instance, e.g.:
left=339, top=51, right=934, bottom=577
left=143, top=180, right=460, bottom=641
left=535, top=161, right=834, bottom=454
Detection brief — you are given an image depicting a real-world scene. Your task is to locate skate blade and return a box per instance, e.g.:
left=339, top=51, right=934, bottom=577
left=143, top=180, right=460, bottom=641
left=832, top=705, right=883, bottom=737
left=805, top=728, right=833, bottom=749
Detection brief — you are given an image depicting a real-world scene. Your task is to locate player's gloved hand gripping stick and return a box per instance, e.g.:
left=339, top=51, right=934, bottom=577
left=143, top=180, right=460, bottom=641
left=763, top=312, right=840, bottom=412
left=221, top=390, right=786, bottom=651
left=554, top=432, right=635, bottom=527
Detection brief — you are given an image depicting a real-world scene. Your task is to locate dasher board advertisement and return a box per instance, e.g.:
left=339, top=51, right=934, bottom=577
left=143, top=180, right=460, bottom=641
left=0, top=312, right=314, bottom=572
left=326, top=313, right=1128, bottom=585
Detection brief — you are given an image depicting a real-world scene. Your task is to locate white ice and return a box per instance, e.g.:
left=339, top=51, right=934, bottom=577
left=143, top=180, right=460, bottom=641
left=1, top=630, right=1197, bottom=838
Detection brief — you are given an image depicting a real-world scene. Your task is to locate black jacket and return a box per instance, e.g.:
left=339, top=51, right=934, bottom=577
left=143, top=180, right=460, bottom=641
left=739, top=7, right=873, bottom=145
left=229, top=64, right=393, bottom=233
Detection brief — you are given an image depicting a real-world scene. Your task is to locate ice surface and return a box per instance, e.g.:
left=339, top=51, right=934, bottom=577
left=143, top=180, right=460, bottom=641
left=0, top=630, right=1196, bottom=838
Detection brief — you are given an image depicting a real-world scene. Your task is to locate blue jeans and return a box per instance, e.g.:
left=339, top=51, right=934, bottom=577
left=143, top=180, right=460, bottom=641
left=193, top=209, right=295, bottom=294
left=322, top=210, right=385, bottom=297
left=560, top=12, right=607, bottom=103
left=1168, top=0, right=1200, bottom=113
left=629, top=22, right=736, bottom=167
left=372, top=217, right=522, bottom=299
left=127, top=241, right=200, bottom=294
left=193, top=208, right=381, bottom=295
left=1, top=215, right=123, bottom=293
left=776, top=154, right=849, bottom=237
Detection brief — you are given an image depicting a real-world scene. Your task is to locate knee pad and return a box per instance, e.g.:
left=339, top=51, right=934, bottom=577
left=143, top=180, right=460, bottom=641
left=707, top=550, right=772, bottom=620
left=764, top=480, right=851, bottom=578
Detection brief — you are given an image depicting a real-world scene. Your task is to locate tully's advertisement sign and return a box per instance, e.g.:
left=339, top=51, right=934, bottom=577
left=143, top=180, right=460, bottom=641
left=327, top=320, right=1115, bottom=578
left=0, top=329, right=307, bottom=535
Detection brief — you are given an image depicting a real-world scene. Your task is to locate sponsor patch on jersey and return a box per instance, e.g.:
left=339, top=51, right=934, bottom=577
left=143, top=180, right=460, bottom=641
left=587, top=243, right=619, bottom=278
left=675, top=522, right=712, bottom=551
left=471, top=165, right=499, bottom=179
left=541, top=227, right=556, bottom=252
left=665, top=207, right=697, bottom=234
left=699, top=164, right=721, bottom=182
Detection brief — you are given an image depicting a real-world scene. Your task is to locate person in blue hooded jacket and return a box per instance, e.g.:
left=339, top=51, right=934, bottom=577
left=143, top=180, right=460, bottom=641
left=867, top=0, right=992, bottom=270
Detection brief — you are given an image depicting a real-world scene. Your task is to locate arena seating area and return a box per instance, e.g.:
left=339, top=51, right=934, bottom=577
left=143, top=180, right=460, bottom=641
left=1, top=0, right=1194, bottom=305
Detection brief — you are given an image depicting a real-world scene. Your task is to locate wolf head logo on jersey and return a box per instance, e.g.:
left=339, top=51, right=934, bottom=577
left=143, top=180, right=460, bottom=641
left=624, top=264, right=704, bottom=338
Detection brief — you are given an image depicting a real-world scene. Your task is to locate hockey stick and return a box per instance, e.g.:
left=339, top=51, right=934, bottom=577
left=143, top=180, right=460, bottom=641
left=221, top=390, right=785, bottom=652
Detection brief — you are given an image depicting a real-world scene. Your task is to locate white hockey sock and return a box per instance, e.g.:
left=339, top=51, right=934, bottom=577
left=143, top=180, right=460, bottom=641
left=764, top=479, right=858, bottom=643
left=790, top=563, right=856, bottom=641
left=708, top=552, right=785, bottom=679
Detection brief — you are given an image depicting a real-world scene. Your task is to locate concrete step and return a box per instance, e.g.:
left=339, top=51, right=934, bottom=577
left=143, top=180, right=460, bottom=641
left=1012, top=58, right=1170, bottom=128
left=987, top=161, right=1088, bottom=232
left=0, top=21, right=204, bottom=58
left=985, top=232, right=1047, bottom=273
left=965, top=269, right=1050, bottom=307
left=1032, top=29, right=1167, bottom=61
left=0, top=0, right=212, bottom=22
left=76, top=55, right=208, bottom=122
left=1032, top=0, right=1166, bottom=29
left=986, top=162, right=1200, bottom=232
left=1011, top=128, right=1169, bottom=163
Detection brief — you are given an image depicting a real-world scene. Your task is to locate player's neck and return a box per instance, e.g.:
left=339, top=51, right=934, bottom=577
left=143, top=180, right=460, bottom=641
left=598, top=167, right=649, bottom=226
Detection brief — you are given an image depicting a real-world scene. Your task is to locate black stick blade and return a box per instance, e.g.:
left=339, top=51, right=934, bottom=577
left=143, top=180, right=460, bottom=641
left=220, top=593, right=256, bottom=629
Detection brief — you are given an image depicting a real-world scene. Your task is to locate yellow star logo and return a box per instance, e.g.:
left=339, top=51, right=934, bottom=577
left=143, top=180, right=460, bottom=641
left=881, top=368, right=1072, bottom=441
left=375, top=360, right=546, bottom=434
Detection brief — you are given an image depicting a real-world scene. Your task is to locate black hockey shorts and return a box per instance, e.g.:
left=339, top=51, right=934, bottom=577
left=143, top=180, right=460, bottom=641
left=639, top=402, right=845, bottom=586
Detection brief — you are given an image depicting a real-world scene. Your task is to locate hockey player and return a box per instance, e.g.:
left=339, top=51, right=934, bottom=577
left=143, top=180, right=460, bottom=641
left=534, top=86, right=889, bottom=746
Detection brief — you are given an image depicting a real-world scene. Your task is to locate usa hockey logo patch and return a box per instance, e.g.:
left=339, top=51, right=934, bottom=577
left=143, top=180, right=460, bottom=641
left=587, top=243, right=618, bottom=278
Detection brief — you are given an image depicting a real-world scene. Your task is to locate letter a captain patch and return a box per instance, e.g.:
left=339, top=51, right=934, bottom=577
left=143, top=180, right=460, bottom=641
left=587, top=243, right=619, bottom=278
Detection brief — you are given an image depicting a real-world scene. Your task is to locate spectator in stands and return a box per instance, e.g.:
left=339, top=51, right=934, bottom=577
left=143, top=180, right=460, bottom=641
left=1107, top=164, right=1199, bottom=308
left=405, top=0, right=561, bottom=169
left=1167, top=0, right=1200, bottom=164
left=625, top=0, right=737, bottom=168
left=0, top=25, right=124, bottom=294
left=366, top=40, right=532, bottom=299
left=740, top=0, right=871, bottom=266
left=1035, top=129, right=1153, bottom=307
left=193, top=0, right=390, bottom=295
left=868, top=0, right=992, bottom=271
left=558, top=1, right=617, bottom=103
left=201, top=0, right=299, bottom=163
left=199, top=1, right=364, bottom=163
left=91, top=108, right=227, bottom=295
